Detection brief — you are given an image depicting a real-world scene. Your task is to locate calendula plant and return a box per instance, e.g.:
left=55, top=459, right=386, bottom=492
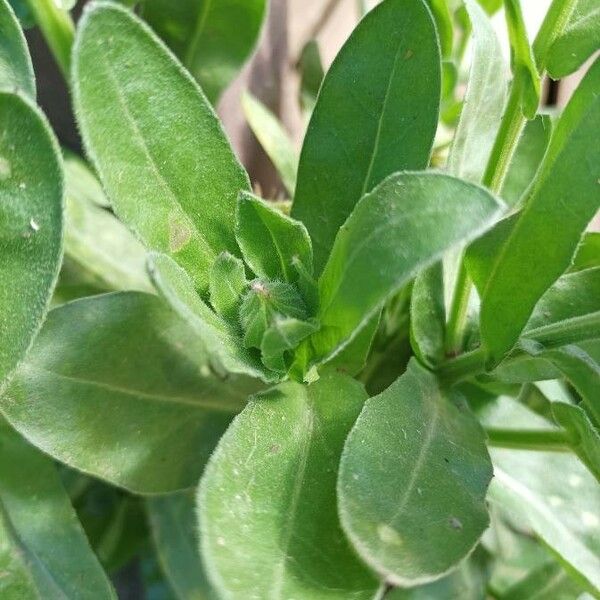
left=1, top=0, right=599, bottom=596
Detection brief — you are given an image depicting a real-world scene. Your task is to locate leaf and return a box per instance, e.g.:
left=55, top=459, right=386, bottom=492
left=0, top=292, right=259, bottom=494
left=447, top=0, right=508, bottom=183
left=500, top=115, right=552, bottom=207
left=547, top=1, right=600, bottom=79
left=261, top=317, right=318, bottom=375
left=209, top=252, right=247, bottom=325
left=504, top=0, right=541, bottom=119
left=425, top=0, right=453, bottom=58
left=199, top=373, right=379, bottom=599
left=148, top=252, right=277, bottom=382
left=291, top=0, right=441, bottom=273
left=410, top=263, right=446, bottom=367
left=140, top=0, right=266, bottom=102
left=297, top=40, right=324, bottom=114
left=63, top=151, right=109, bottom=207
left=0, top=0, right=34, bottom=97
left=552, top=402, right=600, bottom=483
left=571, top=233, right=600, bottom=272
left=472, top=56, right=600, bottom=366
left=147, top=492, right=215, bottom=600
left=0, top=92, right=63, bottom=385
left=241, top=94, right=298, bottom=195
left=312, top=172, right=502, bottom=364
left=72, top=2, right=249, bottom=296
left=236, top=191, right=312, bottom=284
left=0, top=420, right=116, bottom=599
left=338, top=360, right=492, bottom=585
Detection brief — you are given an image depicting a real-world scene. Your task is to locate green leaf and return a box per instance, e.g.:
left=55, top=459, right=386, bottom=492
left=312, top=172, right=502, bottom=364
left=504, top=0, right=541, bottom=119
left=261, top=317, right=318, bottom=375
left=63, top=151, right=109, bottom=207
left=297, top=40, right=324, bottom=114
left=552, top=402, right=600, bottom=483
left=147, top=492, right=215, bottom=600
left=236, top=191, right=312, bottom=284
left=571, top=232, right=600, bottom=272
left=500, top=115, right=552, bottom=207
left=338, top=360, right=492, bottom=585
left=140, top=0, right=266, bottom=102
left=547, top=1, right=600, bottom=79
left=471, top=56, right=600, bottom=366
left=0, top=420, right=116, bottom=599
left=0, top=0, right=35, bottom=97
left=72, top=2, right=249, bottom=296
left=291, top=0, right=441, bottom=273
left=199, top=373, right=379, bottom=599
left=0, top=292, right=259, bottom=494
left=209, top=252, right=247, bottom=325
left=0, top=92, right=63, bottom=385
left=425, top=0, right=453, bottom=58
left=148, top=252, right=276, bottom=382
left=241, top=94, right=298, bottom=195
left=410, top=263, right=446, bottom=367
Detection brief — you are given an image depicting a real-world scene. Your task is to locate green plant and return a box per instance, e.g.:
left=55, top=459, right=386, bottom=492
left=1, top=0, right=599, bottom=597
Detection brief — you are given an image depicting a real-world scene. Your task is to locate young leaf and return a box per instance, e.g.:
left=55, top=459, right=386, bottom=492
left=236, top=191, right=312, bottom=284
left=0, top=92, right=63, bottom=386
left=338, top=360, right=492, bottom=585
left=571, top=232, right=600, bottom=272
left=504, top=0, right=541, bottom=119
left=0, top=0, right=35, bottom=97
left=0, top=420, right=116, bottom=599
left=291, top=0, right=441, bottom=273
left=447, top=0, right=508, bottom=183
left=72, top=2, right=250, bottom=296
left=472, top=56, right=600, bottom=366
left=297, top=40, right=324, bottom=114
left=209, top=252, right=247, bottom=325
left=312, top=172, right=502, bottom=363
left=63, top=151, right=109, bottom=207
left=139, top=0, right=266, bottom=103
left=148, top=252, right=277, bottom=382
left=199, top=373, right=379, bottom=599
left=547, top=0, right=600, bottom=79
left=0, top=292, right=259, bottom=494
left=147, top=492, right=215, bottom=600
left=241, top=94, right=298, bottom=195
left=261, top=317, right=317, bottom=374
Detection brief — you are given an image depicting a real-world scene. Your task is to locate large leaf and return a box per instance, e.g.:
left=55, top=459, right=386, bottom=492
left=0, top=92, right=63, bottom=385
left=447, top=0, right=507, bottom=183
left=312, top=172, right=502, bottom=364
left=199, top=373, right=379, bottom=599
left=0, top=420, right=115, bottom=599
left=472, top=56, right=600, bottom=366
left=147, top=492, right=214, bottom=600
left=0, top=0, right=34, bottom=97
left=338, top=360, right=492, bottom=585
left=547, top=0, right=600, bottom=78
left=291, top=0, right=441, bottom=273
left=0, top=292, right=258, bottom=494
left=72, top=2, right=249, bottom=296
left=140, top=0, right=266, bottom=103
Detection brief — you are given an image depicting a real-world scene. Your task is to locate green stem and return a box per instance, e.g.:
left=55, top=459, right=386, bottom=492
left=486, top=428, right=572, bottom=452
left=444, top=262, right=471, bottom=356
left=26, top=0, right=75, bottom=78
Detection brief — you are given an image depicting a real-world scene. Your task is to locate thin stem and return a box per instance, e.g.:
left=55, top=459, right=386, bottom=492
left=444, top=263, right=471, bottom=356
left=486, top=428, right=572, bottom=452
left=26, top=0, right=75, bottom=78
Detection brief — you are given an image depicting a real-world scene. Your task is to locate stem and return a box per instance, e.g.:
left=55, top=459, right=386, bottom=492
left=486, top=428, right=572, bottom=452
left=444, top=263, right=471, bottom=356
left=26, top=0, right=75, bottom=78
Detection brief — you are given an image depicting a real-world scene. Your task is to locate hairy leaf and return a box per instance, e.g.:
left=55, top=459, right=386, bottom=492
left=209, top=252, right=247, bottom=325
left=0, top=0, right=34, bottom=97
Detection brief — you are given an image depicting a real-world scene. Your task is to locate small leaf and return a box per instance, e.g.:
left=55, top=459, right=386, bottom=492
left=199, top=373, right=379, bottom=599
left=261, top=317, right=317, bottom=374
left=0, top=0, right=35, bottom=97
left=571, top=232, right=600, bottom=272
left=209, top=252, right=247, bottom=325
left=236, top=191, right=312, bottom=284
left=140, top=0, right=266, bottom=102
left=0, top=92, right=63, bottom=385
left=73, top=2, right=249, bottom=296
left=338, top=360, right=492, bottom=585
left=297, top=40, right=324, bottom=114
left=241, top=94, right=298, bottom=195
left=312, top=172, right=502, bottom=363
left=148, top=252, right=277, bottom=382
left=471, top=56, right=600, bottom=366
left=0, top=420, right=116, bottom=599
left=147, top=492, right=215, bottom=600
left=1, top=292, right=259, bottom=494
left=292, top=0, right=441, bottom=273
